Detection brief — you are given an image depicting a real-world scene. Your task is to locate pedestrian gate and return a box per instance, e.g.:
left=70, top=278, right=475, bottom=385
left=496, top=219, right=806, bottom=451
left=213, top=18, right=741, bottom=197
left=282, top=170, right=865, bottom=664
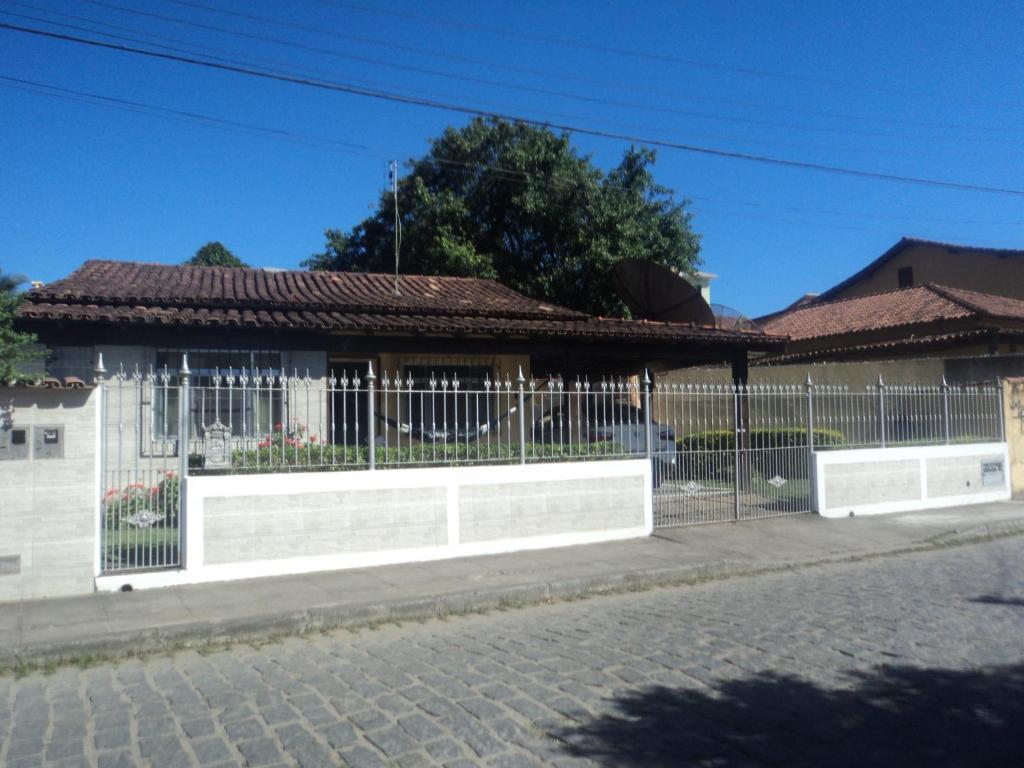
left=99, top=367, right=185, bottom=573
left=651, top=384, right=814, bottom=527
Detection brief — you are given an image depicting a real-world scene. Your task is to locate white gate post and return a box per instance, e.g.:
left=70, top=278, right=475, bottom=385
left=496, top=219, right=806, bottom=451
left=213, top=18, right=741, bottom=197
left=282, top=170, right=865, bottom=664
left=366, top=362, right=376, bottom=470
left=733, top=383, right=741, bottom=522
left=179, top=354, right=191, bottom=480
left=94, top=353, right=107, bottom=576
left=942, top=376, right=951, bottom=445
left=517, top=367, right=527, bottom=465
left=877, top=374, right=887, bottom=448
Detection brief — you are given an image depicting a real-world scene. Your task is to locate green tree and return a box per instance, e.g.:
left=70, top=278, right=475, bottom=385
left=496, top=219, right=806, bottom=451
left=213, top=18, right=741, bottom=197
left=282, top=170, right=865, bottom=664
left=305, top=118, right=700, bottom=315
left=187, top=241, right=247, bottom=267
left=0, top=271, right=42, bottom=382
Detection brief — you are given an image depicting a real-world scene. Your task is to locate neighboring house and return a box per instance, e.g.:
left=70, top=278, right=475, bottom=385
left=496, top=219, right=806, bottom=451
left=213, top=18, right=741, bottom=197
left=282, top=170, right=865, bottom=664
left=758, top=283, right=1024, bottom=365
left=812, top=237, right=1024, bottom=304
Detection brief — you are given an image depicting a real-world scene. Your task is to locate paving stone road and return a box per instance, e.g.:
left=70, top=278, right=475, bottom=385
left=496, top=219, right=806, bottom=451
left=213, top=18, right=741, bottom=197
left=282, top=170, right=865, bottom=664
left=3, top=537, right=1024, bottom=768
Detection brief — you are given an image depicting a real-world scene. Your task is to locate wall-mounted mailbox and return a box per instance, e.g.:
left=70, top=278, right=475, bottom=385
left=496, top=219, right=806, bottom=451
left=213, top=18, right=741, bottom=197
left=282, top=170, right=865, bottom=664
left=982, top=460, right=1004, bottom=487
left=32, top=425, right=64, bottom=459
left=0, top=427, right=30, bottom=460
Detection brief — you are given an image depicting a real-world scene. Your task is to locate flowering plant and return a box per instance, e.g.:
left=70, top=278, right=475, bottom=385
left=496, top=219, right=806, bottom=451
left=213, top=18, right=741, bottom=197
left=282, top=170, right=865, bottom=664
left=103, top=469, right=178, bottom=528
left=255, top=421, right=318, bottom=451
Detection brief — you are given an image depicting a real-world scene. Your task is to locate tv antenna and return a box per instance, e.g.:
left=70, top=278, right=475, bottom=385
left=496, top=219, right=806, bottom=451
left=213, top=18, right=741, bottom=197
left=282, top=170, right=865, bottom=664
left=390, top=159, right=402, bottom=295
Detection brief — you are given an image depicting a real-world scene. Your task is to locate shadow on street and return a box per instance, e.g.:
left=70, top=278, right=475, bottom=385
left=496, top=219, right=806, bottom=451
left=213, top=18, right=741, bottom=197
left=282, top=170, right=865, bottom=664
left=971, top=594, right=1024, bottom=607
left=555, top=663, right=1024, bottom=767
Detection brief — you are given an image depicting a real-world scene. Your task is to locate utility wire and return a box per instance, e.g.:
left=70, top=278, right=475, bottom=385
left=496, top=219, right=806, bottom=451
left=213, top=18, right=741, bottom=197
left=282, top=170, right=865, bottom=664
left=63, top=0, right=1003, bottom=145
left=16, top=5, right=962, bottom=161
left=158, top=0, right=1023, bottom=137
left=6, top=70, right=1019, bottom=239
left=317, top=0, right=1024, bottom=109
left=0, top=73, right=381, bottom=157
left=3, top=20, right=1023, bottom=197
left=6, top=6, right=1015, bottom=162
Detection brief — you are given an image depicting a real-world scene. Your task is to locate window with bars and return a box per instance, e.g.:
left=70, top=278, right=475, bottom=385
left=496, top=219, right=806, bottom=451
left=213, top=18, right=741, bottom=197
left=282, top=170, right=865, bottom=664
left=153, top=350, right=283, bottom=438
left=402, top=365, right=494, bottom=434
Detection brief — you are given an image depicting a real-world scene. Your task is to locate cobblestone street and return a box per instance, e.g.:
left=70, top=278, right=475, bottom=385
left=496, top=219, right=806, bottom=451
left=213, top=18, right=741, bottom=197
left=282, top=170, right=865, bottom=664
left=2, top=537, right=1023, bottom=768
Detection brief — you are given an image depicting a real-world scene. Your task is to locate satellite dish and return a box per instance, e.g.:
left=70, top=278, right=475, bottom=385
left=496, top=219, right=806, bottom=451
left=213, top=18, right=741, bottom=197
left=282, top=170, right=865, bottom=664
left=711, top=304, right=763, bottom=334
left=611, top=259, right=716, bottom=325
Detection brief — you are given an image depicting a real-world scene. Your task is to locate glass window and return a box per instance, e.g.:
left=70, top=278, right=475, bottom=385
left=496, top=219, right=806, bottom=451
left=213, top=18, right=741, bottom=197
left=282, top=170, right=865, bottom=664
left=153, top=350, right=283, bottom=438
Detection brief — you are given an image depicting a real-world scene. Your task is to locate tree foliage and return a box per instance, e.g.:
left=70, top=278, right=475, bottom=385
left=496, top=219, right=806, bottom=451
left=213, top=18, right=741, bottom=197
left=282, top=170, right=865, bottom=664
left=0, top=271, right=42, bottom=382
left=187, top=241, right=247, bottom=267
left=305, top=118, right=700, bottom=315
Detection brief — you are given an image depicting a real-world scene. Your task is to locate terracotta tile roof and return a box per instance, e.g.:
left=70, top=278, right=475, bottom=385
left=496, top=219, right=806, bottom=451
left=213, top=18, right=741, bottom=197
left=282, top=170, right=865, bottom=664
left=28, top=260, right=581, bottom=320
left=19, top=260, right=780, bottom=346
left=753, top=330, right=999, bottom=365
left=759, top=283, right=1024, bottom=342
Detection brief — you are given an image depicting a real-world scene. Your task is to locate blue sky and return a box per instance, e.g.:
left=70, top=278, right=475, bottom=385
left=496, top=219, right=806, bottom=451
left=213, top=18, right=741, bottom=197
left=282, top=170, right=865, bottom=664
left=1, top=0, right=1023, bottom=316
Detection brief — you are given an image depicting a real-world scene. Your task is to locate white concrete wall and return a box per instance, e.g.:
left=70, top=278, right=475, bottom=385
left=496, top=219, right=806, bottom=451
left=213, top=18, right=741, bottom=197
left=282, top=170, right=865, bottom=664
left=813, top=442, right=1010, bottom=518
left=95, top=459, right=652, bottom=590
left=0, top=387, right=99, bottom=601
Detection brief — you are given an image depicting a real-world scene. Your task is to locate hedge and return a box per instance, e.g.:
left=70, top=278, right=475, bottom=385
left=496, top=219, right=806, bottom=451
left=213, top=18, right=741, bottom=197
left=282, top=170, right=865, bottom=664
left=675, top=427, right=844, bottom=480
left=212, top=440, right=629, bottom=473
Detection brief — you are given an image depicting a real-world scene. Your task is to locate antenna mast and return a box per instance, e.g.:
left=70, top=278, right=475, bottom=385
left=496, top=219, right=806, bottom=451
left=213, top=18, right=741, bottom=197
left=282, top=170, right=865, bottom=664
left=390, top=159, right=401, bottom=295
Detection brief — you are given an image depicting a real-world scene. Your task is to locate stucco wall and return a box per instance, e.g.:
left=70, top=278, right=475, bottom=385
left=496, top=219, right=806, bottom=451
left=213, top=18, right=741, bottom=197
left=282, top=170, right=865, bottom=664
left=827, top=243, right=1024, bottom=302
left=96, top=459, right=652, bottom=590
left=0, top=387, right=98, bottom=601
left=203, top=486, right=448, bottom=565
left=664, top=357, right=945, bottom=388
left=813, top=443, right=1010, bottom=518
left=1003, top=378, right=1024, bottom=497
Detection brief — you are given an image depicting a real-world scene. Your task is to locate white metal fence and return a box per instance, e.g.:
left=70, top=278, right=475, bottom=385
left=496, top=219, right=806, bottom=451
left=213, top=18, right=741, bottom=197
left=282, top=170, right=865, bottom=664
left=96, top=355, right=1006, bottom=571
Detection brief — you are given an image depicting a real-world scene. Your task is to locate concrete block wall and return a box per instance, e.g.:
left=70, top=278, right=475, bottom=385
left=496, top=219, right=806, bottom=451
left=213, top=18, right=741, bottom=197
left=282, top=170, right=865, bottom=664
left=0, top=387, right=98, bottom=601
left=814, top=443, right=1010, bottom=518
left=96, top=459, right=652, bottom=590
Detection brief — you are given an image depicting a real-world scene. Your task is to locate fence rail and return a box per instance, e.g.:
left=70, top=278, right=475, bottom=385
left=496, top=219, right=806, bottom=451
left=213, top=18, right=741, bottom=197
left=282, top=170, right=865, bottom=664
left=97, top=356, right=1006, bottom=570
left=184, top=366, right=648, bottom=472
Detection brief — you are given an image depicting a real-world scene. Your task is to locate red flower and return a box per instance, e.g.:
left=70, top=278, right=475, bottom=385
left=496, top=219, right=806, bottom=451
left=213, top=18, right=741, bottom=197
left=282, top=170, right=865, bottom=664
left=310, top=435, right=318, bottom=443
left=274, top=422, right=283, bottom=431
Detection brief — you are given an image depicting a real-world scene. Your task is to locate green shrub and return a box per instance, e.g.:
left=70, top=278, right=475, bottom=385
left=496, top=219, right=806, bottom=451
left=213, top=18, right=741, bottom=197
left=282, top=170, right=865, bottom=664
left=220, top=440, right=629, bottom=473
left=676, top=428, right=844, bottom=480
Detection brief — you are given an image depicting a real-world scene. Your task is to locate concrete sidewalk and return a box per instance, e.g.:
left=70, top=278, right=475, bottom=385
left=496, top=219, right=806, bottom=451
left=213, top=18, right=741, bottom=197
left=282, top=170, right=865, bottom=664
left=3, top=501, right=1024, bottom=669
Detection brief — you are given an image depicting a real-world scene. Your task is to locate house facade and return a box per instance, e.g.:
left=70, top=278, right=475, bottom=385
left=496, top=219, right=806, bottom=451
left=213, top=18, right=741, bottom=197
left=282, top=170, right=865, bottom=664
left=813, top=237, right=1024, bottom=304
left=17, top=260, right=782, bottom=454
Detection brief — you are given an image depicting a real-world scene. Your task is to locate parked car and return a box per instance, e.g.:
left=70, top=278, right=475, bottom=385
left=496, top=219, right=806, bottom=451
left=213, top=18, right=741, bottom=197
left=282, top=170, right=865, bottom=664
left=533, top=401, right=676, bottom=486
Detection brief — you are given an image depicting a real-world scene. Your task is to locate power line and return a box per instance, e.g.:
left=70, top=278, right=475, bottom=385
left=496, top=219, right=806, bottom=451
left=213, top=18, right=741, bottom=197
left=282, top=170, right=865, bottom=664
left=0, top=73, right=382, bottom=157
left=62, top=0, right=1006, bottom=145
left=6, top=70, right=1019, bottom=241
left=7, top=5, right=1016, bottom=162
left=16, top=5, right=968, bottom=164
left=3, top=21, right=1024, bottom=197
left=316, top=0, right=1024, bottom=109
left=157, top=0, right=1024, bottom=138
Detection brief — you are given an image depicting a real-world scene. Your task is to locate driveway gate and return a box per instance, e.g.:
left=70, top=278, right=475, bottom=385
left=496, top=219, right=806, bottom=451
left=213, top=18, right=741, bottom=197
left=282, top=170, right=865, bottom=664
left=651, top=383, right=814, bottom=527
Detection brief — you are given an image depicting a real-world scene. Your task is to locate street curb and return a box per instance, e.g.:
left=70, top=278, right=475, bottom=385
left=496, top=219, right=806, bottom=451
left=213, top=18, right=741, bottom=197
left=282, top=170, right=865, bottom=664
left=3, top=523, right=1023, bottom=673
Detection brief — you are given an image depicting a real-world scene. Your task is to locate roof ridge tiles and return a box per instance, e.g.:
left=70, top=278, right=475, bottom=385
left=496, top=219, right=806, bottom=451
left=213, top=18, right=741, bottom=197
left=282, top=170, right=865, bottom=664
left=769, top=282, right=945, bottom=315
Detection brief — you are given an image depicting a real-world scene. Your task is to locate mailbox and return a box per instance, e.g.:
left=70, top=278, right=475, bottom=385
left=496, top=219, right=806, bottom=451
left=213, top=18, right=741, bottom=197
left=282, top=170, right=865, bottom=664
left=32, top=425, right=64, bottom=459
left=0, top=427, right=29, bottom=460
